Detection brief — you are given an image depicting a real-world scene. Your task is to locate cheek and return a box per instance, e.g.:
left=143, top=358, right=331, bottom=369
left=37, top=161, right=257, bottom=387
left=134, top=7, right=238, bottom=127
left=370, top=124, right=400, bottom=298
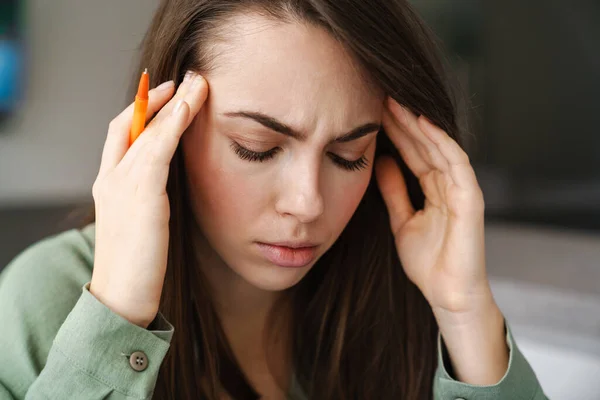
left=182, top=122, right=265, bottom=232
left=325, top=142, right=376, bottom=227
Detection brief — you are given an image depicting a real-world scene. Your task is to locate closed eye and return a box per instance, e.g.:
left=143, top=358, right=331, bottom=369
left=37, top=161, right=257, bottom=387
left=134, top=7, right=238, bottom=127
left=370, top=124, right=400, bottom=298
left=230, top=141, right=279, bottom=162
left=230, top=141, right=368, bottom=171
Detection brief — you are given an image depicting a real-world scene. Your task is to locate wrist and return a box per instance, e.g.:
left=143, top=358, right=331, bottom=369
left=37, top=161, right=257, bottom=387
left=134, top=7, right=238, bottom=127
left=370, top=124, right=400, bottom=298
left=433, top=292, right=509, bottom=385
left=432, top=286, right=499, bottom=331
left=89, top=282, right=156, bottom=328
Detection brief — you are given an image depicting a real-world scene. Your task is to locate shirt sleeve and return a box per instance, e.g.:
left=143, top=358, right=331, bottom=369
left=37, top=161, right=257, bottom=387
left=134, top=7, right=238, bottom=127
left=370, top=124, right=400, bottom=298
left=433, top=320, right=549, bottom=400
left=0, top=228, right=175, bottom=400
left=24, top=282, right=174, bottom=399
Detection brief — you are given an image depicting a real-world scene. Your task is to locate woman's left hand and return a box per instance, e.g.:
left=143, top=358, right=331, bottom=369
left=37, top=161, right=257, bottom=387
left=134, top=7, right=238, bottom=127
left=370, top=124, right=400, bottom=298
left=376, top=97, right=509, bottom=384
left=375, top=97, right=492, bottom=318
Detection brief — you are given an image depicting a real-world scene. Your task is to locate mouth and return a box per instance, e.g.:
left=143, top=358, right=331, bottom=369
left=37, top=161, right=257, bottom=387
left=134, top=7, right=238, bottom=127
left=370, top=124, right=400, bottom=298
left=256, top=241, right=319, bottom=268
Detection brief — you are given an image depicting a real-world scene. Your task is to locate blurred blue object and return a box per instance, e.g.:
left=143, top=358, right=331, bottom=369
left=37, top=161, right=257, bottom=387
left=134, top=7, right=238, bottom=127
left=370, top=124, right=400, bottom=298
left=0, top=39, right=20, bottom=112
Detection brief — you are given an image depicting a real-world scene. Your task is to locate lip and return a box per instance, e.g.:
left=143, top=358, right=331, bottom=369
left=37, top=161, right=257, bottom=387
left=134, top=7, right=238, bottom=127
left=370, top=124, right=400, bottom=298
left=263, top=240, right=319, bottom=249
left=256, top=242, right=318, bottom=268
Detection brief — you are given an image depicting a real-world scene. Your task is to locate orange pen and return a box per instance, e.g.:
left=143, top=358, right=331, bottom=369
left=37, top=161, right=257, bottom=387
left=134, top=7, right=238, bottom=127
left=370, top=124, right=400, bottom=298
left=129, top=68, right=149, bottom=146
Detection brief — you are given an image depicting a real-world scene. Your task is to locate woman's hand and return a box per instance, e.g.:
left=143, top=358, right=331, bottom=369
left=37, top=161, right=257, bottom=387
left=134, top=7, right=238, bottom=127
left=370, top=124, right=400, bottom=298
left=375, top=97, right=508, bottom=385
left=375, top=97, right=489, bottom=314
left=89, top=72, right=208, bottom=328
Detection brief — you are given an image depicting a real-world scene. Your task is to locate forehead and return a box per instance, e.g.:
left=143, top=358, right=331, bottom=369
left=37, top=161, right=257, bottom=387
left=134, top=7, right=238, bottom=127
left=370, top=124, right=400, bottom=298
left=204, top=13, right=384, bottom=131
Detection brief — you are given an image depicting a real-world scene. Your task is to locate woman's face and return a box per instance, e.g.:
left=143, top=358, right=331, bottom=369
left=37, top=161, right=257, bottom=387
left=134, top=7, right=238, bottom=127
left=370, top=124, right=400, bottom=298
left=182, top=14, right=385, bottom=292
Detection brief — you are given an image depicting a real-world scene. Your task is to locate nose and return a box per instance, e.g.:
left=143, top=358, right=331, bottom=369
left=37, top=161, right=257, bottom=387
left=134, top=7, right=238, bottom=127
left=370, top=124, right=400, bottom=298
left=275, top=161, right=324, bottom=224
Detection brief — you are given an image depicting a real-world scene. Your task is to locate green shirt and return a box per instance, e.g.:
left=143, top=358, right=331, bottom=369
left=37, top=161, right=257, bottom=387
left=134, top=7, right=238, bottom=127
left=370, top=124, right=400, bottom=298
left=0, top=223, right=548, bottom=399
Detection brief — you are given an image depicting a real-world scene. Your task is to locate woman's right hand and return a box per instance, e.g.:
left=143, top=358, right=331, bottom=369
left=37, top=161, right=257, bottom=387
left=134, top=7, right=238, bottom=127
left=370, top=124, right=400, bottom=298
left=89, top=71, right=208, bottom=328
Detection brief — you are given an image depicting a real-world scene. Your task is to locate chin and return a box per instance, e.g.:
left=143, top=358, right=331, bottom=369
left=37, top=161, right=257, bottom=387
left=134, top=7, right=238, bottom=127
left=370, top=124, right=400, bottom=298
left=234, top=262, right=314, bottom=292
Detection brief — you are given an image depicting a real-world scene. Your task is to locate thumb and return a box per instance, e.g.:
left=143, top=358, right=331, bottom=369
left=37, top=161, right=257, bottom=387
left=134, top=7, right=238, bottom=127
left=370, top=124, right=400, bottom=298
left=375, top=156, right=415, bottom=234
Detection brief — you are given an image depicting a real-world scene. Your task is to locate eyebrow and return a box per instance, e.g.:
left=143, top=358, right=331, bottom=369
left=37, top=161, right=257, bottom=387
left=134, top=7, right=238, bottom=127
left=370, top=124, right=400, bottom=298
left=222, top=110, right=380, bottom=143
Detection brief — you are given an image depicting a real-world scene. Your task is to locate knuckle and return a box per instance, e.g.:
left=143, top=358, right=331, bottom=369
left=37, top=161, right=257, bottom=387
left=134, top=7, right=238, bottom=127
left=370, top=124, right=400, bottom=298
left=92, top=180, right=104, bottom=199
left=143, top=142, right=161, bottom=164
left=472, top=191, right=485, bottom=212
left=107, top=118, right=119, bottom=133
left=461, top=188, right=484, bottom=211
left=135, top=139, right=153, bottom=160
left=148, top=141, right=169, bottom=167
left=477, top=189, right=486, bottom=208
left=93, top=172, right=122, bottom=199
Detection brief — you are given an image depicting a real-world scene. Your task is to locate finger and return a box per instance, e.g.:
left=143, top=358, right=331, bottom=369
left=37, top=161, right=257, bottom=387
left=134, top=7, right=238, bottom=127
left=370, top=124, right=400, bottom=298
left=435, top=169, right=450, bottom=205
left=121, top=74, right=208, bottom=173
left=171, top=74, right=208, bottom=128
left=387, top=97, right=449, bottom=172
left=98, top=80, right=175, bottom=178
left=420, top=171, right=444, bottom=209
left=120, top=72, right=205, bottom=169
left=418, top=116, right=479, bottom=191
left=145, top=71, right=200, bottom=132
left=375, top=156, right=415, bottom=234
left=382, top=109, right=430, bottom=178
left=136, top=100, right=192, bottom=195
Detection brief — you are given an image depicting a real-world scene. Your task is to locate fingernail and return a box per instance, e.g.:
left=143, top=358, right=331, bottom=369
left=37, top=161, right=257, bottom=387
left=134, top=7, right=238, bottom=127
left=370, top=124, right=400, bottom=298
left=419, top=116, right=441, bottom=138
left=392, top=103, right=409, bottom=125
left=172, top=99, right=185, bottom=114
left=386, top=96, right=398, bottom=110
left=191, top=74, right=205, bottom=88
left=184, top=70, right=194, bottom=82
left=155, top=80, right=174, bottom=91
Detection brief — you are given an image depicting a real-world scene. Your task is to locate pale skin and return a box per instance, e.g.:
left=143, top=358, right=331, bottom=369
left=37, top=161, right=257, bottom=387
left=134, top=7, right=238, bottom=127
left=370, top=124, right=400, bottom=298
left=182, top=17, right=381, bottom=395
left=377, top=100, right=509, bottom=385
left=186, top=15, right=508, bottom=393
left=91, top=14, right=507, bottom=399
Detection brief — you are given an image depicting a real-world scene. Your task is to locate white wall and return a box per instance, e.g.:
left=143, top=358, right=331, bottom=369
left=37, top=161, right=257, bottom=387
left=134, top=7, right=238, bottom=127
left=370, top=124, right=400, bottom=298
left=0, top=0, right=159, bottom=206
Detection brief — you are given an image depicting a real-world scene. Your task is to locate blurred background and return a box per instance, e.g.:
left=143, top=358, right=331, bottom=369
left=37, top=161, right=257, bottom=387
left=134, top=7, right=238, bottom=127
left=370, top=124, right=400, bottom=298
left=0, top=1, right=598, bottom=398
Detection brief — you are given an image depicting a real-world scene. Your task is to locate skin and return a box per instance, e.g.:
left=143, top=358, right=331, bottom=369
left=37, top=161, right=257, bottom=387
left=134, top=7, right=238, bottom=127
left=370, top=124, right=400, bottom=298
left=181, top=17, right=382, bottom=394
left=177, top=13, right=508, bottom=398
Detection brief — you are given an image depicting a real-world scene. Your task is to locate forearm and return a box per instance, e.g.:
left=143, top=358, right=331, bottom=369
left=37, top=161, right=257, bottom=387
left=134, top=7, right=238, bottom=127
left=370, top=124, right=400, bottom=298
left=433, top=296, right=509, bottom=385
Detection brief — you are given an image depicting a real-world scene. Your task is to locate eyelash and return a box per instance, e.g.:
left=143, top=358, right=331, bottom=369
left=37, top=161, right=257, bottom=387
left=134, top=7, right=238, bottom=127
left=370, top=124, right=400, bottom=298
left=230, top=141, right=369, bottom=172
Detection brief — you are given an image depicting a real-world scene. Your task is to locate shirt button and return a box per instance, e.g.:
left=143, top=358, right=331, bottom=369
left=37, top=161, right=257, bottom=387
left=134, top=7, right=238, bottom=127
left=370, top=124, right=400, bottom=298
left=129, top=351, right=148, bottom=372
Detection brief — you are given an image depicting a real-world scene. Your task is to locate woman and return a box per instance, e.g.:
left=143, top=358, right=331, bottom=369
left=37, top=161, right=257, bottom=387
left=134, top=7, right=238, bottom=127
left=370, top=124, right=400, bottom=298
left=0, top=0, right=547, bottom=399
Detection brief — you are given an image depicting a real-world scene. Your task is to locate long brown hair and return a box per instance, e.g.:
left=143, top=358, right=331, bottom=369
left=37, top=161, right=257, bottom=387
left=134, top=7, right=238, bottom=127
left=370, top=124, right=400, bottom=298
left=80, top=0, right=465, bottom=398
